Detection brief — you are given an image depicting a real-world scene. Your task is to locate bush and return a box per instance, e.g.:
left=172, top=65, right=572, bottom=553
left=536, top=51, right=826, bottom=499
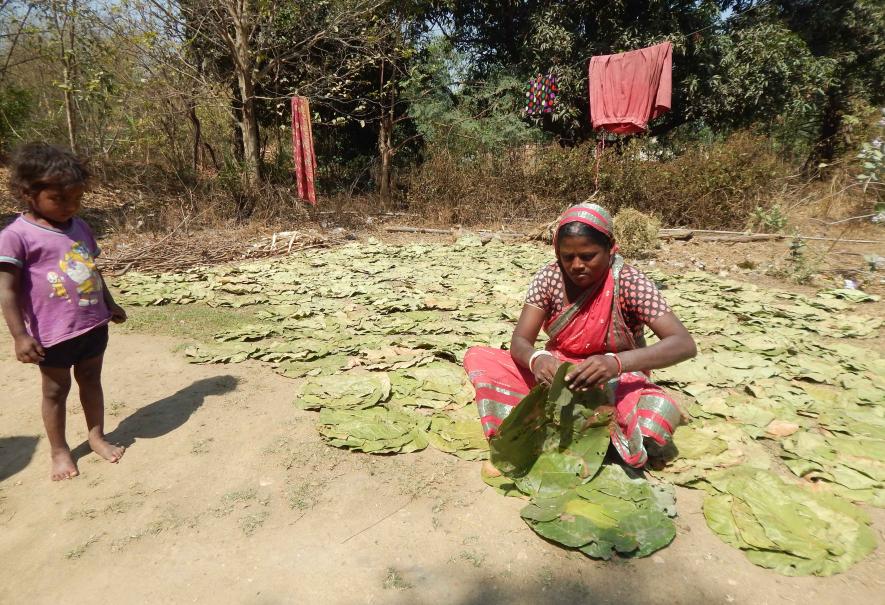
left=0, top=86, right=33, bottom=151
left=406, top=131, right=787, bottom=229
left=613, top=208, right=660, bottom=259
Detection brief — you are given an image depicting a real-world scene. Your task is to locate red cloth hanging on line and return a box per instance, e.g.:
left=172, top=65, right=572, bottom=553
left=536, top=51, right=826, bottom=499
left=588, top=41, right=672, bottom=134
left=291, top=96, right=317, bottom=205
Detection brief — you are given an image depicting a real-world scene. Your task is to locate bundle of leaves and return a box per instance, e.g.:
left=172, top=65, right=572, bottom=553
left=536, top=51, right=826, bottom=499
left=521, top=465, right=677, bottom=560
left=318, top=407, right=430, bottom=454
left=488, top=364, right=677, bottom=560
left=699, top=468, right=876, bottom=576
left=293, top=363, right=487, bottom=459
left=295, top=371, right=391, bottom=411
left=425, top=405, right=489, bottom=461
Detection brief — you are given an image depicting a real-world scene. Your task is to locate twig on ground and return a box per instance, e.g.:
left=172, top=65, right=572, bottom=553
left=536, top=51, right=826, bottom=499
left=340, top=496, right=415, bottom=545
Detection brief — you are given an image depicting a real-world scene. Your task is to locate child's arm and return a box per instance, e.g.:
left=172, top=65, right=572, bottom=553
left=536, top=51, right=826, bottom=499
left=0, top=265, right=45, bottom=363
left=98, top=269, right=127, bottom=323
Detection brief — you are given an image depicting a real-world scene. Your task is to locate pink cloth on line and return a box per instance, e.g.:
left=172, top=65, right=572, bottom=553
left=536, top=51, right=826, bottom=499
left=588, top=41, right=672, bottom=134
left=291, top=96, right=317, bottom=205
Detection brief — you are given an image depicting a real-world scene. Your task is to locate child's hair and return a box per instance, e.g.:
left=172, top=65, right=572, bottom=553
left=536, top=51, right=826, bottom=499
left=8, top=142, right=90, bottom=202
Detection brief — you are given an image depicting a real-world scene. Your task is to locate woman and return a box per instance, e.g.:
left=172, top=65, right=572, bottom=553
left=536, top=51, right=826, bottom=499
left=464, top=202, right=696, bottom=470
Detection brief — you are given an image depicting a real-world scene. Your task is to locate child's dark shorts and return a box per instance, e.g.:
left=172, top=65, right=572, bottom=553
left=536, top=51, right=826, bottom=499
left=39, top=324, right=109, bottom=369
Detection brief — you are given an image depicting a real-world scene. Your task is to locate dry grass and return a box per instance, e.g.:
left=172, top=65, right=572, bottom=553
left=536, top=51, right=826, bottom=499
left=405, top=132, right=789, bottom=229
left=613, top=208, right=661, bottom=259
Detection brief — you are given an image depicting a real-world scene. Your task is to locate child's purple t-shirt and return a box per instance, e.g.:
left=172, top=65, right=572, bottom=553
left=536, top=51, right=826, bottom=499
left=0, top=216, right=110, bottom=347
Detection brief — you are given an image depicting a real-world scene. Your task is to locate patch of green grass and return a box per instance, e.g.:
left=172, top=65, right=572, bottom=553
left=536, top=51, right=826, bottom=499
left=119, top=304, right=266, bottom=343
left=65, top=534, right=102, bottom=559
left=107, top=400, right=127, bottom=417
left=213, top=488, right=258, bottom=518
left=104, top=499, right=138, bottom=515
left=286, top=479, right=325, bottom=511
left=144, top=511, right=185, bottom=535
left=191, top=438, right=214, bottom=455
left=240, top=510, right=270, bottom=536
left=383, top=568, right=413, bottom=590
left=110, top=509, right=188, bottom=551
left=64, top=508, right=98, bottom=521
left=458, top=549, right=486, bottom=568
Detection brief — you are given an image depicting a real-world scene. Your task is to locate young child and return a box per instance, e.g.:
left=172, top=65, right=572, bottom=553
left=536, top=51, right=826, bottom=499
left=0, top=142, right=127, bottom=481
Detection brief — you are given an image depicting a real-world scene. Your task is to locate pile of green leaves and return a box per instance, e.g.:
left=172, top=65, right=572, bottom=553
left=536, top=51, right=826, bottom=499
left=318, top=407, right=430, bottom=454
left=113, top=238, right=884, bottom=573
left=489, top=365, right=677, bottom=560
left=699, top=468, right=876, bottom=576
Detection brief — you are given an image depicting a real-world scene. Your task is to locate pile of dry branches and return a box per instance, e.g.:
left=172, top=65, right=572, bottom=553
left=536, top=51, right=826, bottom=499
left=98, top=228, right=335, bottom=274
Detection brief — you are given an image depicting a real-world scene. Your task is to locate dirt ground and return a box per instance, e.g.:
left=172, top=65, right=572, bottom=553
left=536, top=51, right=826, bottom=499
left=1, top=326, right=884, bottom=605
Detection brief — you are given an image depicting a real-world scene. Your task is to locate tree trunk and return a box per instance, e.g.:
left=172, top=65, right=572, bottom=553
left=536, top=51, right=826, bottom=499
left=377, top=60, right=395, bottom=207
left=188, top=101, right=202, bottom=172
left=804, top=82, right=844, bottom=177
left=231, top=92, right=244, bottom=162
left=236, top=70, right=262, bottom=188
left=62, top=62, right=78, bottom=152
left=378, top=114, right=393, bottom=207
left=55, top=0, right=78, bottom=152
left=229, top=1, right=262, bottom=189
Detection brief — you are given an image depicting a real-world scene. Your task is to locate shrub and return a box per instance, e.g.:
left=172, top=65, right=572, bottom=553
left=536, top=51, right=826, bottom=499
left=0, top=86, right=32, bottom=151
left=406, top=131, right=787, bottom=229
left=613, top=208, right=660, bottom=259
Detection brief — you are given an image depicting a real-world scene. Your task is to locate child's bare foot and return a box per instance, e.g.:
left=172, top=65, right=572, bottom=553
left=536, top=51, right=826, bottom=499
left=50, top=448, right=79, bottom=481
left=481, top=460, right=502, bottom=478
left=89, top=436, right=125, bottom=463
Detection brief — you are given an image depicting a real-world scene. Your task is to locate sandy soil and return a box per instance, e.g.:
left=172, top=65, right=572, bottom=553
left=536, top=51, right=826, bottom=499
left=1, top=328, right=883, bottom=605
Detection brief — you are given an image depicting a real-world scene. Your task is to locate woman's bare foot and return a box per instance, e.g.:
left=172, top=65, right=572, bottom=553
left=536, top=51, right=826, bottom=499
left=481, top=460, right=502, bottom=478
left=89, top=436, right=125, bottom=463
left=50, top=448, right=79, bottom=481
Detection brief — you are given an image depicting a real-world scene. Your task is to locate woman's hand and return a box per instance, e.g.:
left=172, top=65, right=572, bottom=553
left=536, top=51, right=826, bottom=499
left=108, top=302, right=127, bottom=324
left=14, top=334, right=45, bottom=364
left=565, top=355, right=619, bottom=391
left=532, top=354, right=561, bottom=386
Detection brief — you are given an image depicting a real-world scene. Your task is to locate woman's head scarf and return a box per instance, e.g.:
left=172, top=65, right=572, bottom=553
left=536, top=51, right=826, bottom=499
left=553, top=202, right=614, bottom=249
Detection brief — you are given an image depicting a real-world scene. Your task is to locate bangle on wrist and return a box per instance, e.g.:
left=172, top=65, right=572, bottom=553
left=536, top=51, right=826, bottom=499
left=529, top=350, right=554, bottom=372
left=605, top=352, right=623, bottom=376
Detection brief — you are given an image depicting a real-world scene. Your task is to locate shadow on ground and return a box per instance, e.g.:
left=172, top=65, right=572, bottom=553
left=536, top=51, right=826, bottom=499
left=369, top=563, right=713, bottom=605
left=71, top=375, right=238, bottom=461
left=0, top=436, right=39, bottom=483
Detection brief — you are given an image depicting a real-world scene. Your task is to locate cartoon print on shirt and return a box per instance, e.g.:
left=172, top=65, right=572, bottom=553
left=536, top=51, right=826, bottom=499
left=58, top=241, right=103, bottom=306
left=47, top=271, right=70, bottom=301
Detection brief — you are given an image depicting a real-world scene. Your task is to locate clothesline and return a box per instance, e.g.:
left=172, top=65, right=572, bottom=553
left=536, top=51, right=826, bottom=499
left=565, top=0, right=773, bottom=71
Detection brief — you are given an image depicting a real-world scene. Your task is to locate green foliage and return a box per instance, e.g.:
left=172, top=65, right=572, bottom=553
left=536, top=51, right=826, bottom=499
left=856, top=108, right=884, bottom=193
left=0, top=85, right=32, bottom=149
left=2, top=0, right=884, bottom=222
left=686, top=22, right=834, bottom=151
left=784, top=235, right=819, bottom=285
left=431, top=0, right=720, bottom=140
left=403, top=40, right=545, bottom=156
left=749, top=204, right=788, bottom=233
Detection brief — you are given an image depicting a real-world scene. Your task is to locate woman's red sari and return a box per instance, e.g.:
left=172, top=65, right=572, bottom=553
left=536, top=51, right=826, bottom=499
left=463, top=256, right=682, bottom=468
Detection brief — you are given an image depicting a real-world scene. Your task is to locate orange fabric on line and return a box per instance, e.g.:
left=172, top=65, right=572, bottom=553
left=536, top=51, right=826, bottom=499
left=588, top=41, right=673, bottom=134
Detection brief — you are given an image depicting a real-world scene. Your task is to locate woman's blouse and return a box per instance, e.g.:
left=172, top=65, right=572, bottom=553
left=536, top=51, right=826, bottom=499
left=524, top=261, right=671, bottom=336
